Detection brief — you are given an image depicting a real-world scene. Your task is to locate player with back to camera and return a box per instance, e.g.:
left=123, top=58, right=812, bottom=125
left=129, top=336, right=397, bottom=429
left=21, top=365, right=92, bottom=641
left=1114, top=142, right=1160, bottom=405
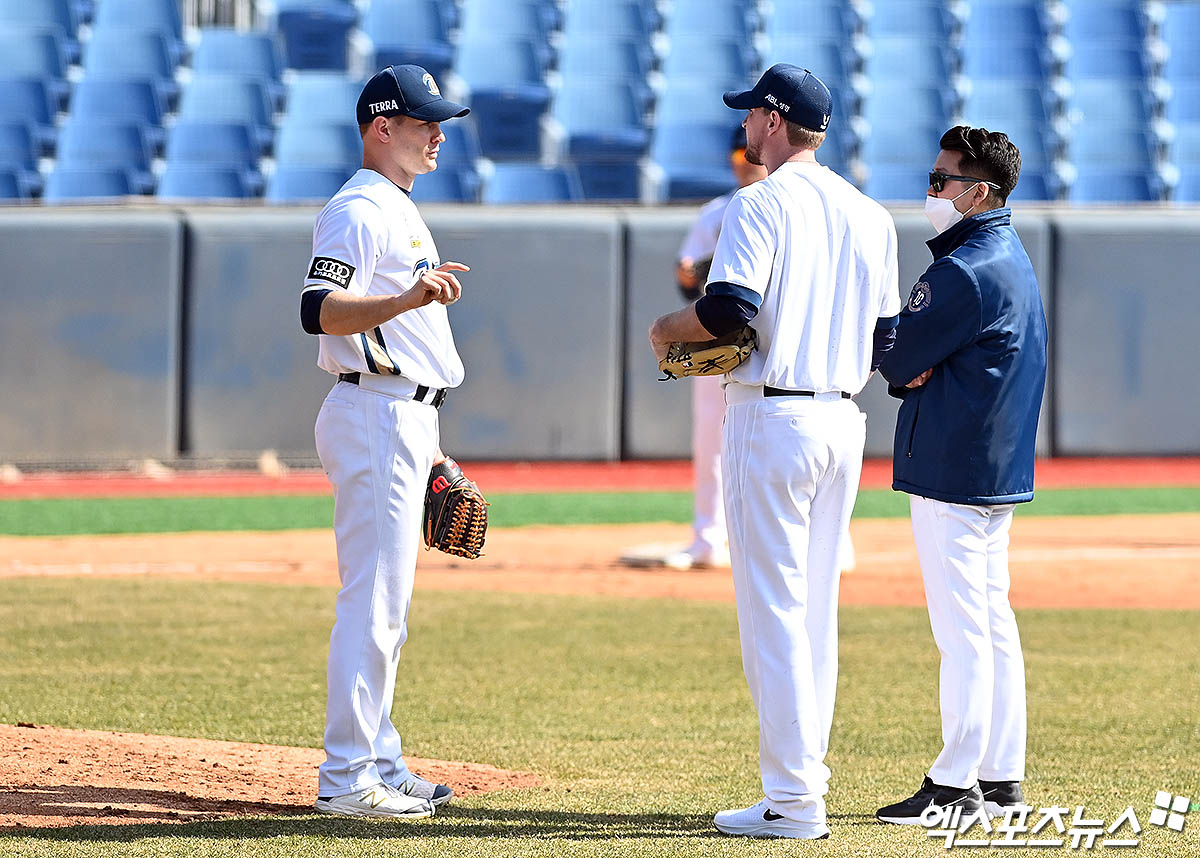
left=649, top=63, right=901, bottom=840
left=298, top=64, right=476, bottom=820
left=665, top=126, right=767, bottom=570
left=874, top=126, right=1047, bottom=826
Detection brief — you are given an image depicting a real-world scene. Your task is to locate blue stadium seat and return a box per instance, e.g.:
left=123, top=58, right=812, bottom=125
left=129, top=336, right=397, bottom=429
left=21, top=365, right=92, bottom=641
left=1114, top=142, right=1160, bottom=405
left=1174, top=171, right=1200, bottom=202
left=193, top=29, right=285, bottom=108
left=554, top=80, right=649, bottom=160
left=662, top=34, right=754, bottom=91
left=963, top=43, right=1048, bottom=84
left=0, top=77, right=57, bottom=152
left=863, top=164, right=933, bottom=201
left=1062, top=4, right=1145, bottom=43
left=866, top=36, right=954, bottom=84
left=863, top=83, right=953, bottom=127
left=0, top=167, right=30, bottom=200
left=284, top=73, right=361, bottom=123
left=562, top=1, right=653, bottom=40
left=458, top=37, right=551, bottom=161
left=165, top=121, right=262, bottom=194
left=658, top=79, right=741, bottom=125
left=652, top=120, right=739, bottom=201
left=1163, top=3, right=1200, bottom=81
left=362, top=0, right=454, bottom=81
left=767, top=1, right=853, bottom=41
left=266, top=164, right=352, bottom=202
left=483, top=163, right=584, bottom=203
left=275, top=0, right=357, bottom=71
left=1007, top=170, right=1053, bottom=201
left=83, top=28, right=179, bottom=109
left=274, top=121, right=361, bottom=172
left=1167, top=82, right=1200, bottom=125
left=44, top=166, right=134, bottom=201
left=0, top=121, right=41, bottom=195
left=437, top=121, right=482, bottom=166
left=1171, top=123, right=1200, bottom=167
left=177, top=75, right=275, bottom=153
left=861, top=120, right=945, bottom=167
left=965, top=81, right=1052, bottom=126
left=409, top=166, right=480, bottom=203
left=868, top=2, right=955, bottom=38
left=1070, top=79, right=1151, bottom=129
left=1071, top=128, right=1155, bottom=166
left=558, top=36, right=652, bottom=83
left=573, top=160, right=641, bottom=201
left=666, top=1, right=753, bottom=41
left=56, top=121, right=153, bottom=192
left=1066, top=44, right=1149, bottom=80
left=762, top=35, right=852, bottom=85
left=70, top=78, right=166, bottom=150
left=0, top=28, right=69, bottom=106
left=1069, top=168, right=1161, bottom=202
left=157, top=165, right=254, bottom=199
left=0, top=0, right=79, bottom=62
left=461, top=0, right=553, bottom=47
left=91, top=0, right=183, bottom=63
left=964, top=2, right=1047, bottom=43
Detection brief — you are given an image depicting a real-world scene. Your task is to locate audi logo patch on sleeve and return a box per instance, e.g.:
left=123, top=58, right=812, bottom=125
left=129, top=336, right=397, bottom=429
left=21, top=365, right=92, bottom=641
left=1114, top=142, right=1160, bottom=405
left=309, top=257, right=356, bottom=289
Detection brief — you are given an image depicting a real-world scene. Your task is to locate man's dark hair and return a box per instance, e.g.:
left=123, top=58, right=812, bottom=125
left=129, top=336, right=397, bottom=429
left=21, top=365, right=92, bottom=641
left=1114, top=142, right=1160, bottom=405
left=939, top=125, right=1021, bottom=206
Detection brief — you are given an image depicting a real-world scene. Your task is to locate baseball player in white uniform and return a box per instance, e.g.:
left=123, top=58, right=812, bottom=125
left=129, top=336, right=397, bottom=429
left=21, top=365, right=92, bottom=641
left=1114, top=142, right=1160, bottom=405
left=299, top=64, right=471, bottom=820
left=650, top=64, right=900, bottom=840
left=667, top=127, right=766, bottom=570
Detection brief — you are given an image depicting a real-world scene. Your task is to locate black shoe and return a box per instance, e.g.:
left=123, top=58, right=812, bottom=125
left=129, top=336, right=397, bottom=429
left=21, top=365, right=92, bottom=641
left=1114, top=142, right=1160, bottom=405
left=980, top=780, right=1024, bottom=816
left=876, top=776, right=984, bottom=825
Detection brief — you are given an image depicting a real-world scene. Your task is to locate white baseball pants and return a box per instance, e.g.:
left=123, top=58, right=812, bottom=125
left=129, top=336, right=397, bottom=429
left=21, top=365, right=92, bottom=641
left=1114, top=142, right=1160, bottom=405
left=690, top=373, right=727, bottom=558
left=314, top=379, right=439, bottom=797
left=722, top=388, right=866, bottom=824
left=910, top=495, right=1026, bottom=789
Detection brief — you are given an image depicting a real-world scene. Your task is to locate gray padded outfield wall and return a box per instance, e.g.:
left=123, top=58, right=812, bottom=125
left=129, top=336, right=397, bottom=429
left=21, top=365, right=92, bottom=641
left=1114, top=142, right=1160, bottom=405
left=427, top=208, right=623, bottom=460
left=1053, top=212, right=1200, bottom=454
left=185, top=209, right=332, bottom=456
left=0, top=209, right=182, bottom=461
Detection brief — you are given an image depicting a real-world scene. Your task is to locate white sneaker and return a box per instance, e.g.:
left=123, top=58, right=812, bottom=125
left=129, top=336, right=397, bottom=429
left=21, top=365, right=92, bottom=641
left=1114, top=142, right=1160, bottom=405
left=394, top=774, right=454, bottom=807
left=662, top=546, right=731, bottom=570
left=314, top=784, right=435, bottom=819
left=714, top=800, right=831, bottom=840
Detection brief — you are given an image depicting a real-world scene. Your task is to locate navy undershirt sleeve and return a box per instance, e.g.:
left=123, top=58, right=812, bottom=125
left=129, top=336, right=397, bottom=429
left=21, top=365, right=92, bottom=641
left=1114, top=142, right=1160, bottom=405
left=871, top=314, right=899, bottom=371
left=301, top=289, right=332, bottom=335
left=695, top=280, right=762, bottom=337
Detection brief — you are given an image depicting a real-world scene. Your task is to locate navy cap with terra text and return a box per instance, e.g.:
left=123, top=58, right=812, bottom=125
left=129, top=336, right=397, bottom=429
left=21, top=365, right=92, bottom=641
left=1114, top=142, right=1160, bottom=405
left=723, top=64, right=832, bottom=132
left=355, top=65, right=470, bottom=125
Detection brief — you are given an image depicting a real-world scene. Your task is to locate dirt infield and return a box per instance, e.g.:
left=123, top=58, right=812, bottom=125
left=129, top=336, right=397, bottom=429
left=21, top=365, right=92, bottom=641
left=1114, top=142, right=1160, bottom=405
left=0, top=724, right=540, bottom=831
left=3, top=478, right=1198, bottom=831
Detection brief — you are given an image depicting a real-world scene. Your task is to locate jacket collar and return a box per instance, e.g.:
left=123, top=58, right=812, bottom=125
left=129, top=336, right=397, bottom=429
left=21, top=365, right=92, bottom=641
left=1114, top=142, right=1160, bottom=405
left=926, top=207, right=1012, bottom=260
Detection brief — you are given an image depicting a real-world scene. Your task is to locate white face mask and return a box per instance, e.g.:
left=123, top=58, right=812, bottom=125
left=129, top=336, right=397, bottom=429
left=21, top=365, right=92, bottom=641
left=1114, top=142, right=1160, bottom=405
left=924, top=184, right=979, bottom=233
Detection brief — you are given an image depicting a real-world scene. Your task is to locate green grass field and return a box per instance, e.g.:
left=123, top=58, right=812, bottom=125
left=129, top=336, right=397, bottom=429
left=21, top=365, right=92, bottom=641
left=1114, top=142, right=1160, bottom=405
left=1, top=577, right=1197, bottom=857
left=2, top=485, right=1200, bottom=535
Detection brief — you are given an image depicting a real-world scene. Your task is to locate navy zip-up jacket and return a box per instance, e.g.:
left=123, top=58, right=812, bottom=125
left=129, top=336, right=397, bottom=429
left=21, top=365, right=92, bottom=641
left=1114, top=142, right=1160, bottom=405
left=877, top=208, right=1047, bottom=505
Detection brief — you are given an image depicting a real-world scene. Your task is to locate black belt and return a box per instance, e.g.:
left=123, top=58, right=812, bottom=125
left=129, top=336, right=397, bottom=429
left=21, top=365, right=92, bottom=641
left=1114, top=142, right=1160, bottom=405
left=338, top=372, right=448, bottom=408
left=764, top=386, right=851, bottom=399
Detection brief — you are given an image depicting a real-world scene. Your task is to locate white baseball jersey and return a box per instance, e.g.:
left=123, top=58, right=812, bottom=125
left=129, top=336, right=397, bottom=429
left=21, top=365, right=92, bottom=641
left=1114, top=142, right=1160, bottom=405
left=303, top=169, right=464, bottom=388
left=678, top=191, right=733, bottom=263
left=707, top=161, right=900, bottom=394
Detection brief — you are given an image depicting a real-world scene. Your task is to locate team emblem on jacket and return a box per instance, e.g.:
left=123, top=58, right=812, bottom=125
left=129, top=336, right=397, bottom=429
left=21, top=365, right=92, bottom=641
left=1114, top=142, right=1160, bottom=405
left=908, top=281, right=932, bottom=312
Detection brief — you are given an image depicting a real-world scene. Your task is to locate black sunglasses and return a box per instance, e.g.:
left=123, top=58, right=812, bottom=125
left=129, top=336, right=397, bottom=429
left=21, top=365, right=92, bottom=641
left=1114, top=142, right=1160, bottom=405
left=928, top=171, right=1001, bottom=193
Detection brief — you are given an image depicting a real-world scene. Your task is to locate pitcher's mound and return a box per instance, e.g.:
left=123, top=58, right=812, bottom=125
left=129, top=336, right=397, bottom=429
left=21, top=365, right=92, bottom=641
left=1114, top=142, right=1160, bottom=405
left=0, top=723, right=540, bottom=830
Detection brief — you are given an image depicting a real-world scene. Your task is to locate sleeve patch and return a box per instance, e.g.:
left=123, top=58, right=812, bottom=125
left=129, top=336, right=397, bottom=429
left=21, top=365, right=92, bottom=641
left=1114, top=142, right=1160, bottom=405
left=308, top=257, right=355, bottom=289
left=907, top=281, right=932, bottom=312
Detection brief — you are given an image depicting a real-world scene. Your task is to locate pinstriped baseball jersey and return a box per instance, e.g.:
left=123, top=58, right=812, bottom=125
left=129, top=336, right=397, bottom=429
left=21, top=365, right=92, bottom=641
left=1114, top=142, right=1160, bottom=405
left=303, top=168, right=464, bottom=388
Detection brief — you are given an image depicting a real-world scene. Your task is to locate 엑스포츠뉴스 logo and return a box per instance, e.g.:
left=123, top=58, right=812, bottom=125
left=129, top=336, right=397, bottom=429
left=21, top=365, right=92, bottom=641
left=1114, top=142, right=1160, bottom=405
left=308, top=257, right=355, bottom=289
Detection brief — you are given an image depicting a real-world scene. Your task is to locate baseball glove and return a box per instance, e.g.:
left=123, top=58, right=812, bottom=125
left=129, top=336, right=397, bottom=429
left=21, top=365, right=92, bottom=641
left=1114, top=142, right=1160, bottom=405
left=423, top=457, right=488, bottom=559
left=658, top=325, right=758, bottom=379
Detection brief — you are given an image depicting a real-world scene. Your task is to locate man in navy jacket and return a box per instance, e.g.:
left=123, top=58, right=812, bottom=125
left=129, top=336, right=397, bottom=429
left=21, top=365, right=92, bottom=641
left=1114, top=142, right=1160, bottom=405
left=874, top=126, right=1048, bottom=826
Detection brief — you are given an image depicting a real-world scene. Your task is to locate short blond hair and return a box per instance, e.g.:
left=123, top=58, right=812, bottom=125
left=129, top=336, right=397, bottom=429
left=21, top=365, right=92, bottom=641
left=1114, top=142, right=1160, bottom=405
left=785, top=121, right=826, bottom=151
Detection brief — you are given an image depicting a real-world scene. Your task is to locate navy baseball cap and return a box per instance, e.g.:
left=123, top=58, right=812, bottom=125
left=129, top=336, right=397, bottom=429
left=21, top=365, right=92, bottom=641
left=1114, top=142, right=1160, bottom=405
left=723, top=64, right=832, bottom=132
left=356, top=65, right=469, bottom=125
